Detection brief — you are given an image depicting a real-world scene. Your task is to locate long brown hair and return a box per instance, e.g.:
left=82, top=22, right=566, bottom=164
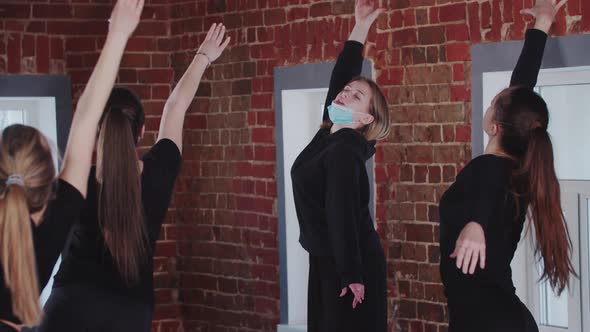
left=96, top=87, right=147, bottom=284
left=494, top=86, right=575, bottom=294
left=322, top=76, right=391, bottom=141
left=0, top=125, right=55, bottom=325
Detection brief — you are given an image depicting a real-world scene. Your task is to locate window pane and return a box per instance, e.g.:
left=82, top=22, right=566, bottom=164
left=0, top=110, right=25, bottom=130
left=538, top=274, right=568, bottom=328
left=539, top=84, right=590, bottom=180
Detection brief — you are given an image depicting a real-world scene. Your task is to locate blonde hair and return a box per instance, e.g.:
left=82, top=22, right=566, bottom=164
left=322, top=76, right=391, bottom=141
left=0, top=124, right=55, bottom=325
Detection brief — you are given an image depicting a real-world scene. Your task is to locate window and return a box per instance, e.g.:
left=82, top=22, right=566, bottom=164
left=0, top=97, right=60, bottom=169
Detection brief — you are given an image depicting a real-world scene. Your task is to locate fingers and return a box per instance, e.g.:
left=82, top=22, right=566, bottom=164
left=349, top=285, right=365, bottom=309
left=212, top=23, right=223, bottom=43
left=479, top=247, right=486, bottom=270
left=455, top=245, right=466, bottom=269
left=216, top=24, right=226, bottom=45
left=520, top=8, right=535, bottom=16
left=368, top=7, right=385, bottom=22
left=468, top=248, right=479, bottom=274
left=221, top=36, right=231, bottom=50
left=461, top=248, right=473, bottom=274
left=555, top=0, right=568, bottom=10
left=340, top=287, right=347, bottom=297
left=135, top=0, right=145, bottom=15
left=205, top=23, right=217, bottom=41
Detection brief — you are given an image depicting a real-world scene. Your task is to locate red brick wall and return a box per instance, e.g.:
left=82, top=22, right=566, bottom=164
left=2, top=0, right=589, bottom=331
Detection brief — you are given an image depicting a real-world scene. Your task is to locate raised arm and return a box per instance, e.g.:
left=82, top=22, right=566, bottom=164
left=510, top=0, right=567, bottom=88
left=157, top=23, right=230, bottom=152
left=60, top=0, right=143, bottom=197
left=322, top=0, right=384, bottom=121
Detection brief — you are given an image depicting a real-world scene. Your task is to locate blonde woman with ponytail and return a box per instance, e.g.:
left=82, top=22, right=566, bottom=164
left=0, top=1, right=145, bottom=331
left=0, top=125, right=57, bottom=331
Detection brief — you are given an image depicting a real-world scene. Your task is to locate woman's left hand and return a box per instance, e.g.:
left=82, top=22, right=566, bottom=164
left=340, top=283, right=365, bottom=309
left=451, top=221, right=486, bottom=274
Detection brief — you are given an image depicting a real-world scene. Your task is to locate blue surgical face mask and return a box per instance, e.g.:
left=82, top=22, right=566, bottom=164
left=327, top=103, right=360, bottom=125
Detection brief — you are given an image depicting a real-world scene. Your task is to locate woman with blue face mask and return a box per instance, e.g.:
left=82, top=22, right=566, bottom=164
left=290, top=0, right=391, bottom=330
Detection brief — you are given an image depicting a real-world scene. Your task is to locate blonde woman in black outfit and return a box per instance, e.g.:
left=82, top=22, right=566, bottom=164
left=34, top=4, right=231, bottom=332
left=439, top=0, right=575, bottom=331
left=0, top=1, right=144, bottom=331
left=291, top=0, right=390, bottom=330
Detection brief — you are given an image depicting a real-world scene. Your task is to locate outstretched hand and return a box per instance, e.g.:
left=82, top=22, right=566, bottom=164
left=108, top=0, right=144, bottom=40
left=355, top=0, right=385, bottom=29
left=521, top=0, right=568, bottom=33
left=451, top=222, right=486, bottom=275
left=197, top=23, right=231, bottom=64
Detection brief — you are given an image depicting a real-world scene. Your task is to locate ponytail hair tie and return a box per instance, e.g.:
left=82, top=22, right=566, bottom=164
left=5, top=174, right=25, bottom=187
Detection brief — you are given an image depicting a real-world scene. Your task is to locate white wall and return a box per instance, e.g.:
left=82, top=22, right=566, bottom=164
left=280, top=88, right=327, bottom=328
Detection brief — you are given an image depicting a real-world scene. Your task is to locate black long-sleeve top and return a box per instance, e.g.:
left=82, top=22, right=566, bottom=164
left=52, top=139, right=181, bottom=304
left=291, top=41, right=382, bottom=288
left=0, top=180, right=84, bottom=324
left=439, top=29, right=548, bottom=299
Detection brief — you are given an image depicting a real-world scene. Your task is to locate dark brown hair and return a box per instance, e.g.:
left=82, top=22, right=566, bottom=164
left=0, top=124, right=55, bottom=325
left=96, top=87, right=147, bottom=284
left=494, top=86, right=575, bottom=294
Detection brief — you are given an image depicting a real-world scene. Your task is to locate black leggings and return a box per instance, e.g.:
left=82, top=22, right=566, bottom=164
left=27, top=284, right=152, bottom=332
left=307, top=246, right=387, bottom=332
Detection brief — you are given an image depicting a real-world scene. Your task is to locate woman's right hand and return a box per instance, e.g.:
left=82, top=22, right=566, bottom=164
left=340, top=283, right=365, bottom=309
left=521, top=0, right=568, bottom=33
left=354, top=0, right=385, bottom=29
left=196, top=23, right=232, bottom=64
left=108, top=0, right=144, bottom=40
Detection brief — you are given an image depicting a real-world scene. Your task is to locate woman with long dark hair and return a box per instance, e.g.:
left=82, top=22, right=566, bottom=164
left=291, top=0, right=390, bottom=330
left=0, top=1, right=143, bottom=331
left=439, top=0, right=574, bottom=331
left=36, top=8, right=231, bottom=332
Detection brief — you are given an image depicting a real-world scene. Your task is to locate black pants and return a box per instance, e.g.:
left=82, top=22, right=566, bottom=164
left=307, top=247, right=387, bottom=332
left=27, top=284, right=152, bottom=332
left=448, top=291, right=538, bottom=332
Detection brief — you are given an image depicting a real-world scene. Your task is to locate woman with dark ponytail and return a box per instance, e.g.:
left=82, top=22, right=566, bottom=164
left=0, top=1, right=143, bottom=331
left=36, top=8, right=231, bottom=332
left=439, top=0, right=575, bottom=331
left=96, top=89, right=149, bottom=285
